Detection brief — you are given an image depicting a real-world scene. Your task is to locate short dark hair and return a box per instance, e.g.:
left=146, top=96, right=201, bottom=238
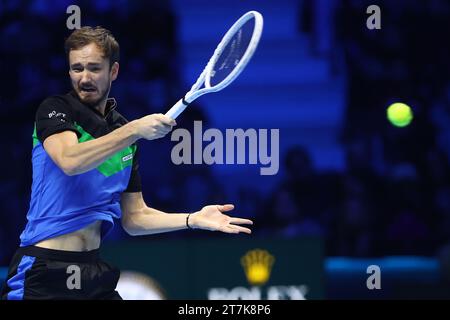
left=65, top=26, right=120, bottom=68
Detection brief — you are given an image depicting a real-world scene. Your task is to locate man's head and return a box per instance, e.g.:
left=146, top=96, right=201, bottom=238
left=65, top=26, right=120, bottom=107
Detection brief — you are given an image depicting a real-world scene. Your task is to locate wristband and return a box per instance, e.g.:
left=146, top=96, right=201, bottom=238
left=186, top=213, right=193, bottom=229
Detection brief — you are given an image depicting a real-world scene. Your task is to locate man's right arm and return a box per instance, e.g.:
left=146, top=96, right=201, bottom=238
left=43, top=114, right=175, bottom=176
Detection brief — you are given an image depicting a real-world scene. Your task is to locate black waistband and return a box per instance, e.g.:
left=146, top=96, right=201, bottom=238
left=18, top=246, right=100, bottom=263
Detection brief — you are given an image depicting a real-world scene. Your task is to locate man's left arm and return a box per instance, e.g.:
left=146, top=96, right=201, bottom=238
left=120, top=192, right=253, bottom=236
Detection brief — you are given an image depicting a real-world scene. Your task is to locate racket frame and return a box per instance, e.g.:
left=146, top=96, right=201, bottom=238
left=165, top=11, right=263, bottom=119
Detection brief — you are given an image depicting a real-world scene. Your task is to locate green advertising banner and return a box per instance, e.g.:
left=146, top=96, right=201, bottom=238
left=101, top=236, right=324, bottom=300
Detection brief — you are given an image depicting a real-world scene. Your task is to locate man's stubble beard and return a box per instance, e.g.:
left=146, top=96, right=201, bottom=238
left=75, top=83, right=111, bottom=109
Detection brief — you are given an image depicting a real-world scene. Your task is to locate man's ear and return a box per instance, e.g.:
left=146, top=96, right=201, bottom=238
left=111, top=62, right=119, bottom=81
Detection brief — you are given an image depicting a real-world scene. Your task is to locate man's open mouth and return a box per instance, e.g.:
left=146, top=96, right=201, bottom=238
left=80, top=87, right=96, bottom=93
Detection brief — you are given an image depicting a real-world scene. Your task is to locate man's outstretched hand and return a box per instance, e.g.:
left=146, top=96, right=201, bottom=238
left=189, top=204, right=253, bottom=234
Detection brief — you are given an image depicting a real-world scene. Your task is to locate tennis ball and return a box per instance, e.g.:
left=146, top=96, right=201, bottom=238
left=386, top=102, right=413, bottom=127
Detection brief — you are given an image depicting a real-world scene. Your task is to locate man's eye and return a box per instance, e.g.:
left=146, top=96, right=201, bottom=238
left=72, top=68, right=82, bottom=73
left=91, top=68, right=101, bottom=72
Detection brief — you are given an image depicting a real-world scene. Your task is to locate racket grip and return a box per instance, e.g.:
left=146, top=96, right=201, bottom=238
left=165, top=98, right=188, bottom=120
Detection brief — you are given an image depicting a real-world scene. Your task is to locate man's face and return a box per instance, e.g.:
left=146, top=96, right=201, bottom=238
left=69, top=43, right=118, bottom=107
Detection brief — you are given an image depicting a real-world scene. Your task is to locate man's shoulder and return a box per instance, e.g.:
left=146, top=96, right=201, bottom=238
left=38, top=92, right=76, bottom=110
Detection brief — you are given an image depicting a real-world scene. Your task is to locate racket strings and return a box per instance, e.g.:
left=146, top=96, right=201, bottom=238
left=210, top=18, right=255, bottom=86
left=218, top=29, right=242, bottom=71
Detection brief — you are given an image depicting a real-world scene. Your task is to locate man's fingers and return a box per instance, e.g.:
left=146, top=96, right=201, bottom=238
left=155, top=125, right=174, bottom=136
left=162, top=123, right=174, bottom=129
left=217, top=204, right=234, bottom=212
left=154, top=122, right=174, bottom=131
left=227, top=225, right=252, bottom=234
left=158, top=127, right=173, bottom=134
left=229, top=217, right=253, bottom=225
left=220, top=225, right=239, bottom=234
left=155, top=113, right=177, bottom=126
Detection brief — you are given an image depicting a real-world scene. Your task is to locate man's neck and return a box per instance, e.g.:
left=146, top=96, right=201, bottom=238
left=95, top=98, right=108, bottom=116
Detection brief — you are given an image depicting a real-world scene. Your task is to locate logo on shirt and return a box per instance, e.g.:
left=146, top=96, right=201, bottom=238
left=48, top=110, right=67, bottom=122
left=122, top=154, right=133, bottom=162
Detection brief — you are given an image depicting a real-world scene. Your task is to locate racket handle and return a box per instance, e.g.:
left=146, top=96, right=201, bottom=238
left=165, top=98, right=189, bottom=120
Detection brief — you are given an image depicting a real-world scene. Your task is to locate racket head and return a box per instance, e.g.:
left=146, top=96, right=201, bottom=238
left=204, top=11, right=263, bottom=90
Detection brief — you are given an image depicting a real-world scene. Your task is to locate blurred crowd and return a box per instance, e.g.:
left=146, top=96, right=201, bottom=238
left=271, top=0, right=450, bottom=256
left=1, top=0, right=450, bottom=265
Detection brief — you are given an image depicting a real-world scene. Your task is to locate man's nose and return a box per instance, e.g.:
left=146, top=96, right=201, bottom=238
left=80, top=71, right=93, bottom=84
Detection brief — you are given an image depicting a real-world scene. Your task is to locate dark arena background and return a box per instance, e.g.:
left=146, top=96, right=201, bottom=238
left=1, top=0, right=450, bottom=300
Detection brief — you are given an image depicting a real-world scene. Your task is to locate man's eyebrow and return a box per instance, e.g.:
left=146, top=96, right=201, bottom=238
left=70, top=63, right=83, bottom=69
left=70, top=62, right=102, bottom=68
left=87, top=62, right=102, bottom=66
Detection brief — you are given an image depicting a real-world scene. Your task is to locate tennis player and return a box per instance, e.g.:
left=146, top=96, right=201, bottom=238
left=0, top=26, right=252, bottom=300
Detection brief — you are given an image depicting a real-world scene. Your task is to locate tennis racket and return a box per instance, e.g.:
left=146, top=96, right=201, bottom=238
left=165, top=10, right=263, bottom=119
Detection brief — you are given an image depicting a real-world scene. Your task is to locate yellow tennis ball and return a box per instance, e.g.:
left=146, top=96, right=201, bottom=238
left=386, top=102, right=413, bottom=127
